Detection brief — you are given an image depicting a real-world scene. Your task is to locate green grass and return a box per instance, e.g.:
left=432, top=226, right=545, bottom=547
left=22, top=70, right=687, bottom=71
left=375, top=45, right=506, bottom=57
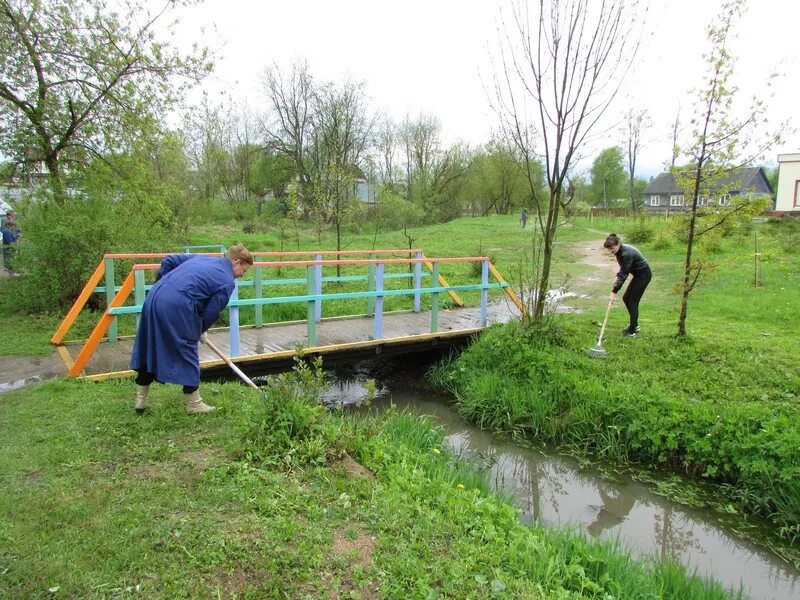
left=429, top=217, right=800, bottom=554
left=0, top=370, right=744, bottom=598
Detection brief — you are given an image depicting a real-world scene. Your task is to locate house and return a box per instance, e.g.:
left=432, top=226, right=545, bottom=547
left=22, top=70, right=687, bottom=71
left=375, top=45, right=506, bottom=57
left=641, top=167, right=773, bottom=212
left=775, top=153, right=800, bottom=213
left=355, top=178, right=377, bottom=205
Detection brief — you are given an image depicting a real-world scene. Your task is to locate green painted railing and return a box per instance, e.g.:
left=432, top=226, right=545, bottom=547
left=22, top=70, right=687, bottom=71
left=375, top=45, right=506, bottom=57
left=105, top=257, right=509, bottom=357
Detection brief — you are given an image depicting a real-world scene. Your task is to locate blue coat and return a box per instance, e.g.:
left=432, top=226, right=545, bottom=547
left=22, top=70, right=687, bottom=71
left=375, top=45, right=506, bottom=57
left=130, top=254, right=235, bottom=386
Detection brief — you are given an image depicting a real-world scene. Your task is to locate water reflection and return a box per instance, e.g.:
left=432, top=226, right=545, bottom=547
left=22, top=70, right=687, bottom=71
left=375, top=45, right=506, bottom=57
left=327, top=373, right=800, bottom=600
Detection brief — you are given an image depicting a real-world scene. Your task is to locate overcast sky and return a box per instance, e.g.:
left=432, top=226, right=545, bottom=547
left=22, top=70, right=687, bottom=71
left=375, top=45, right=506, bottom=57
left=166, top=0, right=799, bottom=179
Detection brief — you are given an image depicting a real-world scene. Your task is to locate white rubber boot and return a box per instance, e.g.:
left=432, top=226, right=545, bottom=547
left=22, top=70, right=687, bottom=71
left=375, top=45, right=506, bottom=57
left=184, top=390, right=216, bottom=414
left=134, top=385, right=150, bottom=414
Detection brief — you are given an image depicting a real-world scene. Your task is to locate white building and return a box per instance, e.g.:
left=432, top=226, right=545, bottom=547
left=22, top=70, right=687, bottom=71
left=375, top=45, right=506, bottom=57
left=775, top=153, right=800, bottom=213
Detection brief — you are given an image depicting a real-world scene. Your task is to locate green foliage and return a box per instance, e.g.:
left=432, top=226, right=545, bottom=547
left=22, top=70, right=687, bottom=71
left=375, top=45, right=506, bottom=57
left=590, top=147, right=627, bottom=207
left=435, top=320, right=800, bottom=543
left=16, top=188, right=175, bottom=310
left=698, top=228, right=724, bottom=254
left=0, top=377, right=742, bottom=598
left=374, top=190, right=426, bottom=231
left=624, top=216, right=655, bottom=244
left=651, top=230, right=673, bottom=250
left=234, top=357, right=346, bottom=468
left=767, top=216, right=800, bottom=253
left=0, top=0, right=211, bottom=205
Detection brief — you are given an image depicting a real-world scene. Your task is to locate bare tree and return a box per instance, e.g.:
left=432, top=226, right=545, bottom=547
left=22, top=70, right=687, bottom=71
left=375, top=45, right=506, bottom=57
left=310, top=79, right=375, bottom=274
left=261, top=60, right=314, bottom=195
left=622, top=108, right=650, bottom=212
left=670, top=105, right=681, bottom=169
left=374, top=114, right=398, bottom=186
left=674, top=0, right=779, bottom=337
left=491, top=0, right=643, bottom=319
left=400, top=113, right=441, bottom=199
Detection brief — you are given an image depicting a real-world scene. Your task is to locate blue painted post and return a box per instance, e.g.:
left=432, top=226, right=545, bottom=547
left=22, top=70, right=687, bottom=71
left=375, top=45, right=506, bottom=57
left=134, top=269, right=146, bottom=329
left=104, top=257, right=117, bottom=342
left=306, top=265, right=317, bottom=345
left=229, top=279, right=241, bottom=357
left=314, top=254, right=322, bottom=323
left=254, top=266, right=263, bottom=328
left=374, top=262, right=384, bottom=339
left=431, top=262, right=439, bottom=333
left=413, top=251, right=422, bottom=312
left=366, top=253, right=376, bottom=316
left=480, top=260, right=489, bottom=327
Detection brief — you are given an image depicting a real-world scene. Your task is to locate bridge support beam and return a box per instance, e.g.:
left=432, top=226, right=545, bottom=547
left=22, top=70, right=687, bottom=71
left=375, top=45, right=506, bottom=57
left=413, top=252, right=422, bottom=312
left=480, top=260, right=488, bottom=327
left=373, top=263, right=384, bottom=339
left=306, top=266, right=317, bottom=345
left=229, top=280, right=241, bottom=357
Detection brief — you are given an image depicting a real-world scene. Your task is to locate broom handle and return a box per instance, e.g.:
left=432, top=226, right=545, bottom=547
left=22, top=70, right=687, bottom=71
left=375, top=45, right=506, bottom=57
left=598, top=295, right=615, bottom=343
left=204, top=338, right=260, bottom=390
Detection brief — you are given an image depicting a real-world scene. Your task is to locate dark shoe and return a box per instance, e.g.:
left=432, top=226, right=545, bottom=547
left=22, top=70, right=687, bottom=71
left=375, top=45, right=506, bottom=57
left=621, top=327, right=637, bottom=337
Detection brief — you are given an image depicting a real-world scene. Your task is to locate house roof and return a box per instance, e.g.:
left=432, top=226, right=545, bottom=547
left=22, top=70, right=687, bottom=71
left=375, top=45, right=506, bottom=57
left=643, top=167, right=773, bottom=196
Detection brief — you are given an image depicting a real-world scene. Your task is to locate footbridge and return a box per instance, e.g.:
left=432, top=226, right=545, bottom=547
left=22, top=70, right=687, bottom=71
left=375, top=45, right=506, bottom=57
left=52, top=247, right=525, bottom=381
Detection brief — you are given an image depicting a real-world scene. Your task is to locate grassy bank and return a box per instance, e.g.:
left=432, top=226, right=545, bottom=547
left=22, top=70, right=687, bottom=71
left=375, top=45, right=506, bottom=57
left=430, top=217, right=800, bottom=553
left=0, top=367, right=743, bottom=599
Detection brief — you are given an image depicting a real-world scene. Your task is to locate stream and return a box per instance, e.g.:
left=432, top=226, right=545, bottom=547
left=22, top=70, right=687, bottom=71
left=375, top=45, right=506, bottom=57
left=321, top=359, right=800, bottom=600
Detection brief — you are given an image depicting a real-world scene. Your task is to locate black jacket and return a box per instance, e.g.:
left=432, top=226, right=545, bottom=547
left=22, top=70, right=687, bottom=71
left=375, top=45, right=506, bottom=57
left=612, top=244, right=649, bottom=293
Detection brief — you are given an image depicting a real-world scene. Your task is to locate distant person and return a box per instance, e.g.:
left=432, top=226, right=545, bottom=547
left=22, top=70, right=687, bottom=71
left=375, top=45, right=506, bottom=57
left=520, top=208, right=529, bottom=229
left=130, top=243, right=254, bottom=415
left=604, top=233, right=651, bottom=337
left=6, top=211, right=19, bottom=236
left=1, top=217, right=18, bottom=273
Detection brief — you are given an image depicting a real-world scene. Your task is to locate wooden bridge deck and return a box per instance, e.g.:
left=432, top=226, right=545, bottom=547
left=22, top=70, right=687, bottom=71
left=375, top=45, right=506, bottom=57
left=63, top=301, right=520, bottom=381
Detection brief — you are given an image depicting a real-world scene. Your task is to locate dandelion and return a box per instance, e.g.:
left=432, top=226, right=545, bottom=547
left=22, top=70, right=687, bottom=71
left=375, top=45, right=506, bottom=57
left=457, top=483, right=465, bottom=489
left=433, top=448, right=441, bottom=455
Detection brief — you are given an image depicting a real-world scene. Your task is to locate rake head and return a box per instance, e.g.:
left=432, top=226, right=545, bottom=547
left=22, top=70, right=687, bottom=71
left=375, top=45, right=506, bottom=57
left=587, top=343, right=607, bottom=358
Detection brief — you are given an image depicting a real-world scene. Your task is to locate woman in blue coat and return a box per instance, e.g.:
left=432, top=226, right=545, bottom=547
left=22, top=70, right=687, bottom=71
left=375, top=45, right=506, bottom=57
left=131, top=243, right=253, bottom=414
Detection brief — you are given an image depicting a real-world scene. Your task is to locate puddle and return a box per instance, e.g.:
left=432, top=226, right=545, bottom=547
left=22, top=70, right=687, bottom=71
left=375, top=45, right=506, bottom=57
left=324, top=364, right=800, bottom=600
left=0, top=373, right=55, bottom=394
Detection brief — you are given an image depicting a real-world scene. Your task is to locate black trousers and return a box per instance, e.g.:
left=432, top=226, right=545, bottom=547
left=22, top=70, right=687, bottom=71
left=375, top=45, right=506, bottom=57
left=622, top=267, right=652, bottom=330
left=135, top=370, right=198, bottom=395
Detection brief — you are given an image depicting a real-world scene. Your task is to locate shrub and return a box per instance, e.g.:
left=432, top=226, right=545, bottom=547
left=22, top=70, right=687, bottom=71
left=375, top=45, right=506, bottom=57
left=234, top=357, right=346, bottom=468
left=698, top=229, right=724, bottom=254
left=17, top=193, right=175, bottom=310
left=651, top=230, right=673, bottom=250
left=624, top=218, right=655, bottom=244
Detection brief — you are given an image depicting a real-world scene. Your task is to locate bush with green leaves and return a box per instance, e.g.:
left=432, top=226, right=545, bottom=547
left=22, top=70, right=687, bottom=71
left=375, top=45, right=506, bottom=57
left=16, top=193, right=175, bottom=311
left=624, top=217, right=655, bottom=244
left=234, top=356, right=347, bottom=468
left=651, top=230, right=673, bottom=250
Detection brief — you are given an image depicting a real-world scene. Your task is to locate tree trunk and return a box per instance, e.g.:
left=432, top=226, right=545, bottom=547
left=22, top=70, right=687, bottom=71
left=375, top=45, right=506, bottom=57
left=44, top=153, right=67, bottom=206
left=677, top=155, right=704, bottom=337
left=533, top=191, right=560, bottom=319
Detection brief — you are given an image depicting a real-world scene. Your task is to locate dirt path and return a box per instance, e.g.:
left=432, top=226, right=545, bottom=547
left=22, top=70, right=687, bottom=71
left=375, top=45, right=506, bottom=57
left=565, top=238, right=618, bottom=301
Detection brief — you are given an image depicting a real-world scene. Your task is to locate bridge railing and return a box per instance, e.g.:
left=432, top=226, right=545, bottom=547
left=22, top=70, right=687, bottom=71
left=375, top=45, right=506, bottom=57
left=61, top=255, right=524, bottom=377
left=52, top=248, right=447, bottom=345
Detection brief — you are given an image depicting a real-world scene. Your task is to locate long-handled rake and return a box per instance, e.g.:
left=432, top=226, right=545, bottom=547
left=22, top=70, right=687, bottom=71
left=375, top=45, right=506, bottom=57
left=204, top=338, right=260, bottom=390
left=587, top=295, right=615, bottom=358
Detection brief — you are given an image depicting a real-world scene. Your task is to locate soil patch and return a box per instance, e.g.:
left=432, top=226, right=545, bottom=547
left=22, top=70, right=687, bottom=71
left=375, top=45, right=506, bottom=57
left=335, top=453, right=376, bottom=482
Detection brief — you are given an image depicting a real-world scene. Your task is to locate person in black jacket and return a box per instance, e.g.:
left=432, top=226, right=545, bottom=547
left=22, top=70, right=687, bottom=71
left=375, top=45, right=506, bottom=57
left=604, top=233, right=652, bottom=337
